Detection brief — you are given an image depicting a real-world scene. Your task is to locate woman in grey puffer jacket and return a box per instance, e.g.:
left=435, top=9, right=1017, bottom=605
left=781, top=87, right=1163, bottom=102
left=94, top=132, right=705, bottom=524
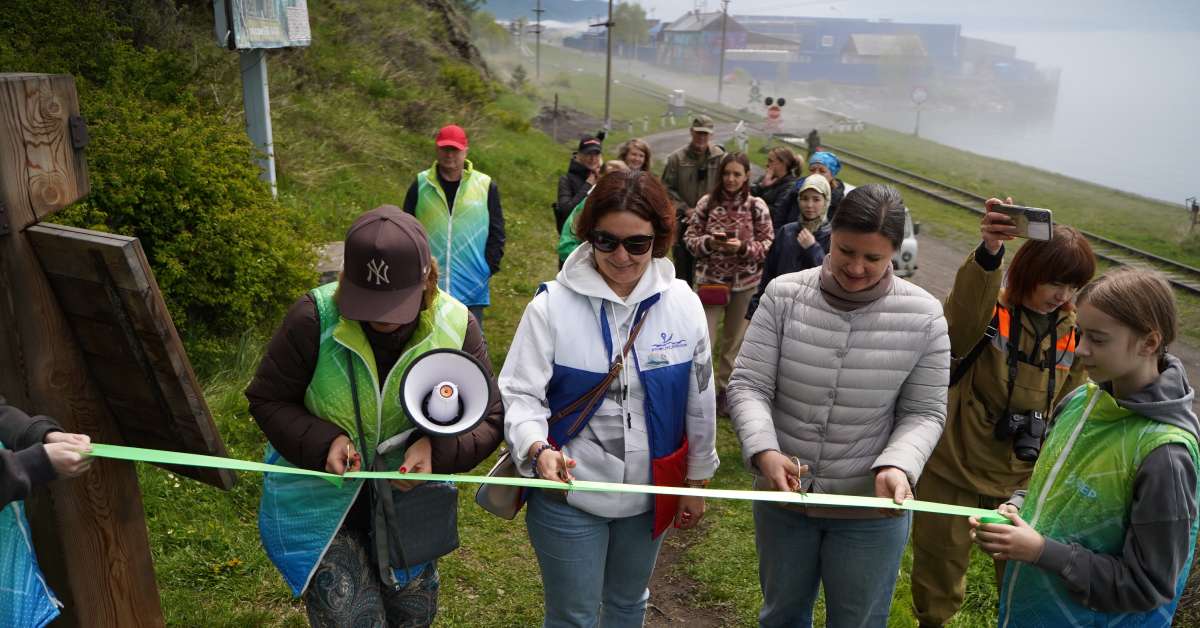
left=728, top=184, right=950, bottom=628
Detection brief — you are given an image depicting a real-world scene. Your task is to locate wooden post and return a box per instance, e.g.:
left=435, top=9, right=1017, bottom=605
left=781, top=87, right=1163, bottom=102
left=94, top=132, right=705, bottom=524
left=0, top=73, right=165, bottom=626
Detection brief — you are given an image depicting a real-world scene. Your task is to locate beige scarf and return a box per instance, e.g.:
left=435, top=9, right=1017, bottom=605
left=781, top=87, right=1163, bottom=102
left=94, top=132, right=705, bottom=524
left=818, top=255, right=894, bottom=311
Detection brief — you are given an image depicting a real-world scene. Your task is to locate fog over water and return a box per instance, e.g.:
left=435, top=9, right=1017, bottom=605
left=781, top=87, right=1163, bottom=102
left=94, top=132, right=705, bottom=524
left=868, top=29, right=1200, bottom=205
left=630, top=1, right=1199, bottom=204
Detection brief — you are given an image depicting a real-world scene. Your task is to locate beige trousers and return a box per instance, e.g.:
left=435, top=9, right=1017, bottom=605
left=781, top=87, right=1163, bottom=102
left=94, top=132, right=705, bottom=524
left=703, top=288, right=753, bottom=392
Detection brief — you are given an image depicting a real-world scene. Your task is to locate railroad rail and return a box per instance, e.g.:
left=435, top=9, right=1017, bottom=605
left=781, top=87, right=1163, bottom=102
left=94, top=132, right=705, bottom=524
left=617, top=82, right=1200, bottom=295
left=776, top=136, right=1200, bottom=296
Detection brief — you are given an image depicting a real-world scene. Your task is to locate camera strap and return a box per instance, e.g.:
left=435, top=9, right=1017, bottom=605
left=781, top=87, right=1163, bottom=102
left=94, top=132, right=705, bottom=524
left=1001, top=307, right=1058, bottom=419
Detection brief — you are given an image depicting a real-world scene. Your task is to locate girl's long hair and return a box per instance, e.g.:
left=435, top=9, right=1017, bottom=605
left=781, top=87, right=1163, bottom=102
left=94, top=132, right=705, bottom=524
left=710, top=152, right=752, bottom=207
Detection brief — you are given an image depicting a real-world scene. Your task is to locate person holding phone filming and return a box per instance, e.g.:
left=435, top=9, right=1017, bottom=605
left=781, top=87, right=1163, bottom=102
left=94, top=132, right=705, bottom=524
left=909, top=197, right=1097, bottom=628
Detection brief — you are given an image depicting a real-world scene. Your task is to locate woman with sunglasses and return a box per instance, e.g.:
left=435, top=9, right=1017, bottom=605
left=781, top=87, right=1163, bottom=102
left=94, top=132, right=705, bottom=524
left=729, top=184, right=950, bottom=627
left=500, top=170, right=719, bottom=627
left=683, top=152, right=775, bottom=416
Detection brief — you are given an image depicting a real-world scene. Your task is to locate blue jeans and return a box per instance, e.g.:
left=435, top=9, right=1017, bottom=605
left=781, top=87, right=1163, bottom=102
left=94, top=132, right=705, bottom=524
left=753, top=502, right=911, bottom=628
left=526, top=490, right=666, bottom=628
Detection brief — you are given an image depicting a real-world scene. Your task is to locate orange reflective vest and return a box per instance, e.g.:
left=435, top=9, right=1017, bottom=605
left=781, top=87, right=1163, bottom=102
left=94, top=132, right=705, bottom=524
left=989, top=305, right=1077, bottom=371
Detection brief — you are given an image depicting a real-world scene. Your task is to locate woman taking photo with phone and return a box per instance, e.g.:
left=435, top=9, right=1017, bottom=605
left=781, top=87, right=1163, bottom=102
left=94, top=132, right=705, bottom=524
left=684, top=152, right=775, bottom=416
left=909, top=197, right=1096, bottom=628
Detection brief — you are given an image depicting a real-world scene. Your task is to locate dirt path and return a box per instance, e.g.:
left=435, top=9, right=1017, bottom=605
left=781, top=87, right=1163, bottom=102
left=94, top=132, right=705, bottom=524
left=646, top=525, right=736, bottom=627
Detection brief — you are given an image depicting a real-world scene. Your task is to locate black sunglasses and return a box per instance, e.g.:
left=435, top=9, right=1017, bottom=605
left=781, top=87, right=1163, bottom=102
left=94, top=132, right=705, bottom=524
left=590, top=230, right=655, bottom=255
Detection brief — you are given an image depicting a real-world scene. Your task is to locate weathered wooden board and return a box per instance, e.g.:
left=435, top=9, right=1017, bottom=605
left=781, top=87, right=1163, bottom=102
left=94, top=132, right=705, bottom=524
left=0, top=73, right=88, bottom=223
left=1, top=72, right=163, bottom=627
left=26, top=223, right=237, bottom=490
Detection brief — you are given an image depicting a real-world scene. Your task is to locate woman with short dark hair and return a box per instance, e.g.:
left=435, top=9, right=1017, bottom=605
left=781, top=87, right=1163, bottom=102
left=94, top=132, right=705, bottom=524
left=730, top=183, right=950, bottom=627
left=502, top=171, right=719, bottom=627
left=753, top=146, right=801, bottom=227
left=910, top=198, right=1095, bottom=628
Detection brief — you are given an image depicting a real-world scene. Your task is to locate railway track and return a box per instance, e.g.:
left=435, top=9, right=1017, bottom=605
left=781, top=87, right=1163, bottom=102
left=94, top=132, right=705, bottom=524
left=772, top=135, right=1200, bottom=296
left=614, top=82, right=1200, bottom=295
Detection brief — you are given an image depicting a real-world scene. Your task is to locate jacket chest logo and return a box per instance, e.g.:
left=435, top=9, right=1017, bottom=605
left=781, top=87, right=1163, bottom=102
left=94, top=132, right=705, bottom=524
left=651, top=332, right=688, bottom=352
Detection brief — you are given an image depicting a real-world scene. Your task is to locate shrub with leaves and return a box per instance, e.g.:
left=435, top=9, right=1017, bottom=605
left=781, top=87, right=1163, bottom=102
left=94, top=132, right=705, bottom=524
left=57, top=93, right=317, bottom=338
left=2, top=0, right=317, bottom=350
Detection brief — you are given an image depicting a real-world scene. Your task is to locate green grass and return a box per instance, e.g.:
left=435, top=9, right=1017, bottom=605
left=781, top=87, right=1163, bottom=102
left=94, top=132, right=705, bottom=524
left=136, top=20, right=1199, bottom=627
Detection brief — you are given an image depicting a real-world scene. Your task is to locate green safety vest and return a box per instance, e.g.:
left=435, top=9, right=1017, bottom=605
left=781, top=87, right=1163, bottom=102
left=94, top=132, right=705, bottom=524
left=258, top=281, right=468, bottom=596
left=1000, top=383, right=1200, bottom=626
left=304, top=281, right=468, bottom=468
left=414, top=161, right=493, bottom=307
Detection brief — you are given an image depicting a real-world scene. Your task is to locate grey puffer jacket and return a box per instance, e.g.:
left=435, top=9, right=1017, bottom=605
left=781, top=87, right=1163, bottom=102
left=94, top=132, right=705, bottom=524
left=728, top=266, right=950, bottom=497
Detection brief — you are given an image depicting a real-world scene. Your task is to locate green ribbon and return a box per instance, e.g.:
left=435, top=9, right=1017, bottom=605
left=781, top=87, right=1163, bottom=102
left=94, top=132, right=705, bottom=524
left=87, top=443, right=1011, bottom=524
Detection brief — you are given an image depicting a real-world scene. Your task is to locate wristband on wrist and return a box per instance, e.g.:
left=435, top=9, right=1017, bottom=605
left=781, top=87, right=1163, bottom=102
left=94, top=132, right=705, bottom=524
left=530, top=443, right=555, bottom=478
left=683, top=478, right=710, bottom=488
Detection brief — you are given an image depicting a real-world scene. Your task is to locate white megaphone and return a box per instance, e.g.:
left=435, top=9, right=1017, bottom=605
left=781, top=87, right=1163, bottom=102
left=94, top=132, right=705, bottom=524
left=398, top=348, right=494, bottom=437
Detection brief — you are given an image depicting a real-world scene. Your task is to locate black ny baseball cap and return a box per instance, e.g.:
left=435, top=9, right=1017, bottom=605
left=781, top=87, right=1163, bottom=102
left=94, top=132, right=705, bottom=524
left=339, top=205, right=431, bottom=324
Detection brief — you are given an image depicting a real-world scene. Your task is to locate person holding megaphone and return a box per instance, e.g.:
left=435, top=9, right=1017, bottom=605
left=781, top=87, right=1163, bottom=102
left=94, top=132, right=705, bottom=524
left=246, top=205, right=504, bottom=628
left=501, top=170, right=720, bottom=627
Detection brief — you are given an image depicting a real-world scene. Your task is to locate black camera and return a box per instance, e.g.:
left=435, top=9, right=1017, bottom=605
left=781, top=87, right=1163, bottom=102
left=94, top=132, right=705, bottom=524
left=993, top=411, right=1046, bottom=462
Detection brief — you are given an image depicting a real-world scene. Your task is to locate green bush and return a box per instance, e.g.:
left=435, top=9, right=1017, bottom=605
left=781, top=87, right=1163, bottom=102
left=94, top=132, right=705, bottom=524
left=489, top=108, right=531, bottom=133
left=3, top=0, right=318, bottom=359
left=440, top=62, right=492, bottom=103
left=56, top=93, right=318, bottom=340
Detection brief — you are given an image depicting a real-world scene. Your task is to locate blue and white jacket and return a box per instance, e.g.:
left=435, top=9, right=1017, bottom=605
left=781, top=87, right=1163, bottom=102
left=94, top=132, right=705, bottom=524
left=501, top=243, right=719, bottom=536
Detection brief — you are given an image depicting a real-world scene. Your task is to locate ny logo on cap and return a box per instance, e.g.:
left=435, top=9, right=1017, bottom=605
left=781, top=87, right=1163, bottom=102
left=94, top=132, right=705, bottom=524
left=366, top=258, right=390, bottom=286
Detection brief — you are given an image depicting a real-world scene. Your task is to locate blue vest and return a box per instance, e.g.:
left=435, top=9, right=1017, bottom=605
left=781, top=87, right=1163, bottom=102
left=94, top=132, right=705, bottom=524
left=0, top=442, right=61, bottom=627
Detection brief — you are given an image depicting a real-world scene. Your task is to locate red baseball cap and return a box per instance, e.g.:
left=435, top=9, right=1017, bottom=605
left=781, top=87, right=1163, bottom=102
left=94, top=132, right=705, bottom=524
left=435, top=125, right=468, bottom=150
left=339, top=205, right=432, bottom=325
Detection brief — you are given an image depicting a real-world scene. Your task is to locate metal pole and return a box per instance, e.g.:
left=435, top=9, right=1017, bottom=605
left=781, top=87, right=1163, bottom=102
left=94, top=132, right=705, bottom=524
left=239, top=48, right=277, bottom=197
left=603, top=0, right=614, bottom=132
left=716, top=0, right=729, bottom=105
left=533, top=0, right=544, bottom=81
left=914, top=104, right=921, bottom=137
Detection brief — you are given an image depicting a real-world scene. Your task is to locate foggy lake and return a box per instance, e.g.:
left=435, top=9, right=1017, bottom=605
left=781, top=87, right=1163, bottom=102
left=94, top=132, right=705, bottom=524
left=857, top=29, right=1199, bottom=206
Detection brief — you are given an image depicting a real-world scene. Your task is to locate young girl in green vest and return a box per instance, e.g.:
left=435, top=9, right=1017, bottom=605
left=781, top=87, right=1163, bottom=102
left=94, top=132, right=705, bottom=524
left=971, top=267, right=1200, bottom=627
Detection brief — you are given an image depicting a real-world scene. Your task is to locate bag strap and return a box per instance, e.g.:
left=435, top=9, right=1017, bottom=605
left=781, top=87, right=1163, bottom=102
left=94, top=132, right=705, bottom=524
left=346, top=352, right=404, bottom=587
left=553, top=307, right=652, bottom=438
left=949, top=308, right=1000, bottom=388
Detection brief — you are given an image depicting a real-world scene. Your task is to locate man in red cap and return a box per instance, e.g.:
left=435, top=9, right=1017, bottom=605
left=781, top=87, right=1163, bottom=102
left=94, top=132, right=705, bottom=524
left=247, top=205, right=504, bottom=626
left=403, top=124, right=505, bottom=331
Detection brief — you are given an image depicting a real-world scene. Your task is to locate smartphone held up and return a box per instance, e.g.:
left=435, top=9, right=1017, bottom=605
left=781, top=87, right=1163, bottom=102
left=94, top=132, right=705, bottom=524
left=993, top=204, right=1053, bottom=241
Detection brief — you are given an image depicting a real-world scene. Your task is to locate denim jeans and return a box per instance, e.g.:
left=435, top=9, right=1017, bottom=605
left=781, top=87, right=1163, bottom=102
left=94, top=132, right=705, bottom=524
left=753, top=502, right=911, bottom=628
left=525, top=490, right=666, bottom=628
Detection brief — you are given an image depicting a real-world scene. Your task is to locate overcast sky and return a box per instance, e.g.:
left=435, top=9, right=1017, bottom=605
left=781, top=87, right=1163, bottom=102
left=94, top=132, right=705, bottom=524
left=634, top=0, right=1200, bottom=35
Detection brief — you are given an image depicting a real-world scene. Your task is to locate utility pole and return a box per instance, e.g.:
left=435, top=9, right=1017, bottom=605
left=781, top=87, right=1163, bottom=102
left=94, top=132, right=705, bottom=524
left=593, top=0, right=615, bottom=132
left=716, top=0, right=729, bottom=105
left=533, top=0, right=544, bottom=81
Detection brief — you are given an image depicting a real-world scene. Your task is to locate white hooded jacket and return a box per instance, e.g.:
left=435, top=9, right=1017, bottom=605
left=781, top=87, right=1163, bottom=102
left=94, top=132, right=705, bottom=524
left=500, top=243, right=720, bottom=518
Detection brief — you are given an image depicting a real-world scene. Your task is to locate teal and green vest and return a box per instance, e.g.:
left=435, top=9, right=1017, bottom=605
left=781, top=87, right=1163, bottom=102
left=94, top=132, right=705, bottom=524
left=257, top=283, right=468, bottom=596
left=414, top=161, right=493, bottom=307
left=0, top=441, right=61, bottom=627
left=999, top=383, right=1200, bottom=627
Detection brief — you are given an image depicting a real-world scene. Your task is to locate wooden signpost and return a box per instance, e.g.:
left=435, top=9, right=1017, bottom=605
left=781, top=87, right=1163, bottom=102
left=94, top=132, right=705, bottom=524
left=1, top=73, right=234, bottom=625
